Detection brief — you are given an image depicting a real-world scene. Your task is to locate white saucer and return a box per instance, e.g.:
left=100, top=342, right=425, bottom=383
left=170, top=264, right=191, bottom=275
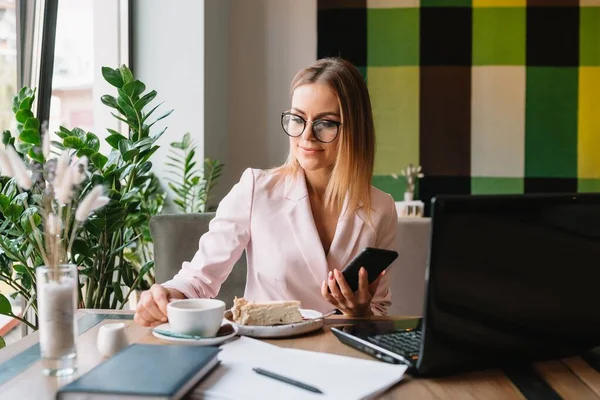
left=224, top=309, right=325, bottom=339
left=152, top=323, right=238, bottom=345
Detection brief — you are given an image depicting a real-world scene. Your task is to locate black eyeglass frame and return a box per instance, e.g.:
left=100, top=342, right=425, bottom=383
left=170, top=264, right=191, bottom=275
left=280, top=111, right=342, bottom=144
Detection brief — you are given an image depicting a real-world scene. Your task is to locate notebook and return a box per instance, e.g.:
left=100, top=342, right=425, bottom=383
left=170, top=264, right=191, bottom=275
left=56, top=344, right=220, bottom=400
left=192, top=336, right=407, bottom=400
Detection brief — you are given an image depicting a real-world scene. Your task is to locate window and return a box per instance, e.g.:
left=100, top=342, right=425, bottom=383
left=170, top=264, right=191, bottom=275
left=48, top=0, right=130, bottom=145
left=50, top=0, right=94, bottom=135
left=0, top=0, right=17, bottom=133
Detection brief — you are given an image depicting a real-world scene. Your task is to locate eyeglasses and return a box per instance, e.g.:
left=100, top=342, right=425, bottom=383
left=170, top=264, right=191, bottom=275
left=281, top=112, right=341, bottom=144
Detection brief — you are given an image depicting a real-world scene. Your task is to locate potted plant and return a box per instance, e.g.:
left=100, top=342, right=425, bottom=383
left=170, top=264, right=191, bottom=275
left=166, top=132, right=223, bottom=213
left=0, top=137, right=109, bottom=375
left=0, top=65, right=168, bottom=346
left=392, top=163, right=424, bottom=202
left=392, top=163, right=424, bottom=217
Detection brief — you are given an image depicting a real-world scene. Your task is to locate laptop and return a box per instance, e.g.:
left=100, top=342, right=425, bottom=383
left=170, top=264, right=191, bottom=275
left=332, top=193, right=600, bottom=377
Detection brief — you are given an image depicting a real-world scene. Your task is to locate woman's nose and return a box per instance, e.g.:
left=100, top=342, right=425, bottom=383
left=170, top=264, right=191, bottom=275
left=301, top=121, right=316, bottom=141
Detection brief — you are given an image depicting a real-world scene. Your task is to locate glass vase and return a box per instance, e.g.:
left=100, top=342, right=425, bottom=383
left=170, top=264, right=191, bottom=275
left=36, top=264, right=78, bottom=377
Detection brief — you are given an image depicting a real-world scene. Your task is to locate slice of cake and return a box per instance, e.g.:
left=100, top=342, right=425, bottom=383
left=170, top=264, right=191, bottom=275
left=231, top=297, right=303, bottom=326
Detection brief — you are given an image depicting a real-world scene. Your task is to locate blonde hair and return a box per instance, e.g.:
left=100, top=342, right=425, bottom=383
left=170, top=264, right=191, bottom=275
left=278, top=57, right=375, bottom=218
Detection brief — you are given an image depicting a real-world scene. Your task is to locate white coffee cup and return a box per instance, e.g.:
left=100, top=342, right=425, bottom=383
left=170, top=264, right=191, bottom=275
left=167, top=298, right=226, bottom=337
left=97, top=322, right=129, bottom=358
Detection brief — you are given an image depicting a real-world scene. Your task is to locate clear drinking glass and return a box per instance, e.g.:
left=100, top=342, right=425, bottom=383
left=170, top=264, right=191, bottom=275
left=36, top=264, right=78, bottom=377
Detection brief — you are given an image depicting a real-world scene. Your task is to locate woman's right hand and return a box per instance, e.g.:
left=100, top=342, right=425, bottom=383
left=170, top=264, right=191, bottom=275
left=134, top=284, right=186, bottom=327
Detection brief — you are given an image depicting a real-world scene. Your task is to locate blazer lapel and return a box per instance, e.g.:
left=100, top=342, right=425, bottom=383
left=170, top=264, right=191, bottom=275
left=285, top=172, right=329, bottom=283
left=326, top=195, right=367, bottom=271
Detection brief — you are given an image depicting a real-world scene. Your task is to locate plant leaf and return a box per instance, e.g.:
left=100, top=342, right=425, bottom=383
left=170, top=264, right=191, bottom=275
left=106, top=128, right=121, bottom=136
left=117, top=95, right=137, bottom=120
left=23, top=118, right=40, bottom=131
left=101, top=95, right=119, bottom=110
left=21, top=207, right=41, bottom=233
left=134, top=90, right=157, bottom=111
left=76, top=148, right=95, bottom=158
left=51, top=140, right=66, bottom=151
left=119, top=164, right=135, bottom=180
left=112, top=282, right=124, bottom=303
left=85, top=132, right=101, bottom=152
left=119, top=65, right=134, bottom=85
left=19, top=129, right=40, bottom=145
left=173, top=199, right=185, bottom=209
left=71, top=127, right=86, bottom=140
left=15, top=110, right=34, bottom=124
left=0, top=293, right=11, bottom=315
left=58, top=125, right=72, bottom=135
left=118, top=139, right=133, bottom=154
left=0, top=194, right=10, bottom=212
left=18, top=95, right=33, bottom=111
left=0, top=336, right=5, bottom=349
left=72, top=237, right=95, bottom=258
left=182, top=132, right=191, bottom=148
left=90, top=153, right=108, bottom=170
left=122, top=80, right=146, bottom=99
left=4, top=204, right=24, bottom=222
left=119, top=140, right=139, bottom=162
left=10, top=192, right=27, bottom=205
left=15, top=141, right=33, bottom=154
left=28, top=147, right=44, bottom=163
left=102, top=66, right=124, bottom=88
left=0, top=235, right=23, bottom=262
left=121, top=187, right=140, bottom=202
left=147, top=109, right=174, bottom=128
left=106, top=133, right=128, bottom=149
left=63, top=136, right=85, bottom=150
left=141, top=101, right=164, bottom=123
left=55, top=131, right=69, bottom=139
left=137, top=161, right=152, bottom=176
left=138, top=261, right=154, bottom=281
left=152, top=126, right=167, bottom=142
left=139, top=145, right=159, bottom=163
left=2, top=130, right=12, bottom=146
left=110, top=113, right=138, bottom=131
left=104, top=150, right=121, bottom=169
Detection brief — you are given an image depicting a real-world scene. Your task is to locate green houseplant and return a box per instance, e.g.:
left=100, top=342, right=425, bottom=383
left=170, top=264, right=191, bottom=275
left=0, top=65, right=169, bottom=339
left=166, top=132, right=223, bottom=213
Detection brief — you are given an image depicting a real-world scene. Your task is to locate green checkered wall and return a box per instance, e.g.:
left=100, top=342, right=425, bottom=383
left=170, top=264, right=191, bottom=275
left=318, top=0, right=600, bottom=215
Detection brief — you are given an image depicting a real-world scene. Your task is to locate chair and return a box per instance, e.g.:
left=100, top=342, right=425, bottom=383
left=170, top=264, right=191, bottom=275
left=149, top=213, right=247, bottom=308
left=387, top=217, right=431, bottom=317
left=150, top=212, right=430, bottom=316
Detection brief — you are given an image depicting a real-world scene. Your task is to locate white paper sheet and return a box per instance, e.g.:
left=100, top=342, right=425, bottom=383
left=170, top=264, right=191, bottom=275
left=191, top=336, right=407, bottom=400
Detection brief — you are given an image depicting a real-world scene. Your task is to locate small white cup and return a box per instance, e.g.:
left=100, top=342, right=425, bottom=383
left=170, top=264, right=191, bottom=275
left=97, top=322, right=129, bottom=358
left=167, top=298, right=225, bottom=337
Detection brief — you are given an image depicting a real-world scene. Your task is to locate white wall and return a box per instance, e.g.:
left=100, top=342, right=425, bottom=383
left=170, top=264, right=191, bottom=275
left=215, top=0, right=317, bottom=200
left=133, top=0, right=205, bottom=210
left=135, top=0, right=316, bottom=208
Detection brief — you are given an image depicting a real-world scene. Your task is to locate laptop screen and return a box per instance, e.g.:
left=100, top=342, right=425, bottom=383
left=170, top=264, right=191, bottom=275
left=421, top=193, right=600, bottom=375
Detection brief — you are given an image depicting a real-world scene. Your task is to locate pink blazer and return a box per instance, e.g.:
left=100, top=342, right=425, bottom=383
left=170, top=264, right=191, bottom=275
left=162, top=168, right=398, bottom=315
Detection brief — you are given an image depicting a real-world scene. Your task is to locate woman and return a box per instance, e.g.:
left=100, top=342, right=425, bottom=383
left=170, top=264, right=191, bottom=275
left=134, top=57, right=398, bottom=327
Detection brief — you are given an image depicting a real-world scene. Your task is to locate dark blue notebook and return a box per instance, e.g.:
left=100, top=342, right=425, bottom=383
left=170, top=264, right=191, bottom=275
left=56, top=344, right=220, bottom=400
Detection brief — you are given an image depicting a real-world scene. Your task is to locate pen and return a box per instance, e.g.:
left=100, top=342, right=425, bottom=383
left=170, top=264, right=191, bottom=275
left=252, top=367, right=324, bottom=395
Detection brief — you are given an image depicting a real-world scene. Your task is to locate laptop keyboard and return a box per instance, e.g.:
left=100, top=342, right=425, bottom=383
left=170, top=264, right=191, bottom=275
left=368, top=330, right=422, bottom=361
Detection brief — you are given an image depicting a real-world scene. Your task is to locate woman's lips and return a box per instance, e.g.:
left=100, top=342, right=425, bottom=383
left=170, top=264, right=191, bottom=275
left=299, top=146, right=324, bottom=154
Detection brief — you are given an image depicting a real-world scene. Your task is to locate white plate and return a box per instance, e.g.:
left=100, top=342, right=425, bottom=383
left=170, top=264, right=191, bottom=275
left=152, top=323, right=238, bottom=345
left=224, top=308, right=325, bottom=339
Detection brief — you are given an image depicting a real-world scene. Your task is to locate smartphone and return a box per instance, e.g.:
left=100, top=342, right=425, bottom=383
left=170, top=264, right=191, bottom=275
left=340, top=247, right=398, bottom=292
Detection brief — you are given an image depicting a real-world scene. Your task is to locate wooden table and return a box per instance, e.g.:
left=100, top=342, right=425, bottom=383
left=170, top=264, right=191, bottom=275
left=1, top=310, right=600, bottom=399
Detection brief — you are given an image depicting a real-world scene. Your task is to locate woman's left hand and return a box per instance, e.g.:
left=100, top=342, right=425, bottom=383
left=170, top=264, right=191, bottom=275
left=321, top=267, right=384, bottom=317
